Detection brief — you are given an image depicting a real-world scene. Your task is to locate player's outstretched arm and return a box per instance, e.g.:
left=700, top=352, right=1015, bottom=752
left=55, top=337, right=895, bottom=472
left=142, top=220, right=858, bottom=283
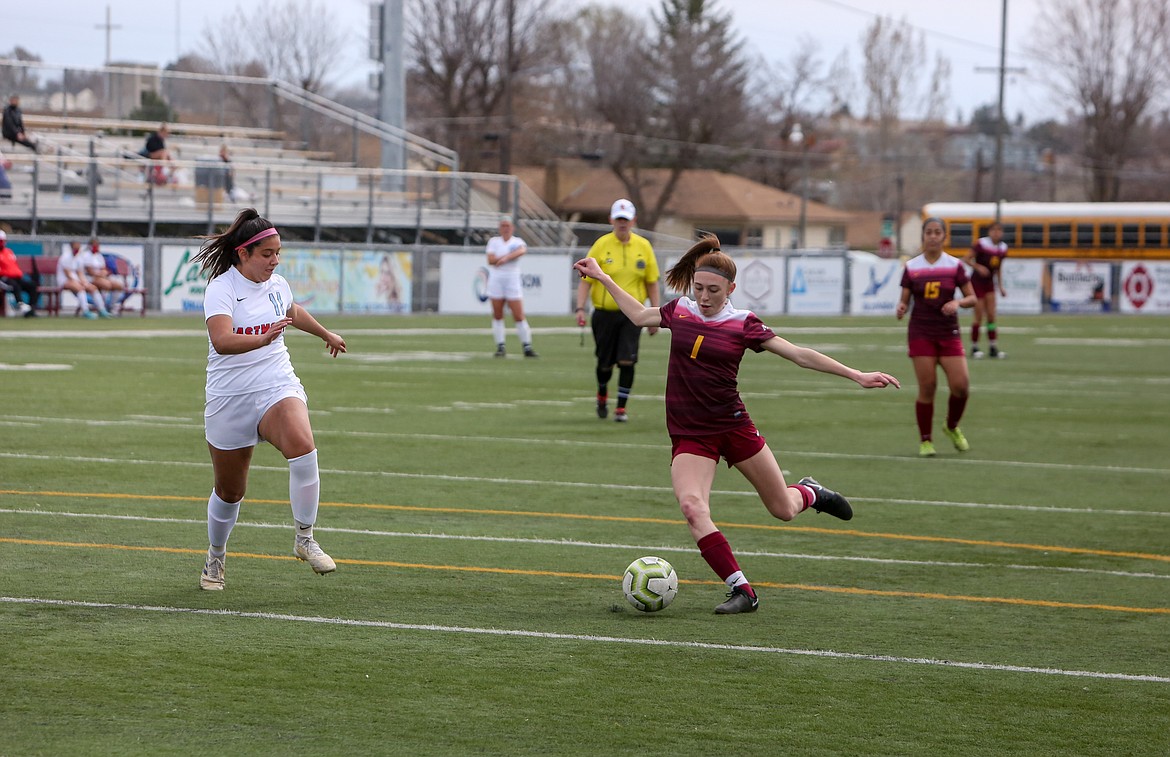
left=761, top=336, right=900, bottom=389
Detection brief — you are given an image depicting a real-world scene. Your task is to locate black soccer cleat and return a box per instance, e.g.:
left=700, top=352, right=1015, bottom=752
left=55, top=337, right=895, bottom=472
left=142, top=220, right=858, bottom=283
left=798, top=476, right=853, bottom=521
left=714, top=586, right=759, bottom=614
left=596, top=396, right=608, bottom=419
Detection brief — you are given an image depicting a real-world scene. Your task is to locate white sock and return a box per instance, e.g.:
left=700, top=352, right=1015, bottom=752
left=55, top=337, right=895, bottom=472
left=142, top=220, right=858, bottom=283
left=289, top=449, right=320, bottom=537
left=76, top=290, right=89, bottom=312
left=207, top=489, right=241, bottom=556
left=516, top=320, right=531, bottom=346
left=491, top=318, right=506, bottom=346
left=725, top=570, right=748, bottom=589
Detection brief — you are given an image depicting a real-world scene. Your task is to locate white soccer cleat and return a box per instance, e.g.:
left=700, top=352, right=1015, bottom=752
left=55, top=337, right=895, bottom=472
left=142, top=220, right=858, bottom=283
left=200, top=552, right=225, bottom=590
left=294, top=536, right=337, bottom=574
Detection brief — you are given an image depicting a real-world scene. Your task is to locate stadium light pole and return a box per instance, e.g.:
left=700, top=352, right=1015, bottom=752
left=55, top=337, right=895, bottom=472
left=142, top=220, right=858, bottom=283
left=790, top=123, right=808, bottom=249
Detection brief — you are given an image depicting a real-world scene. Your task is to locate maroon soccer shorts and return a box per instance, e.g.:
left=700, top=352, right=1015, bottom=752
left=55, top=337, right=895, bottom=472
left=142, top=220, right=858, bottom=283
left=908, top=335, right=966, bottom=358
left=671, top=424, right=767, bottom=467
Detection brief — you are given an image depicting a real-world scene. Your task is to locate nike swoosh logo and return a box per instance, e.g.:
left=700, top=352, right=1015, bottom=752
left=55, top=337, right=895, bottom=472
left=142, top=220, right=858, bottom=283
left=678, top=314, right=688, bottom=318
left=236, top=297, right=247, bottom=301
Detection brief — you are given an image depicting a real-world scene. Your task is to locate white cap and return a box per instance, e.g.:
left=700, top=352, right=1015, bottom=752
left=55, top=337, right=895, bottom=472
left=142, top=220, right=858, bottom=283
left=0, top=229, right=6, bottom=240
left=610, top=199, right=635, bottom=220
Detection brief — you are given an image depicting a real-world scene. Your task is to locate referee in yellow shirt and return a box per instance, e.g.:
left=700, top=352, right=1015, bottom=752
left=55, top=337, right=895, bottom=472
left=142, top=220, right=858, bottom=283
left=575, top=199, right=661, bottom=422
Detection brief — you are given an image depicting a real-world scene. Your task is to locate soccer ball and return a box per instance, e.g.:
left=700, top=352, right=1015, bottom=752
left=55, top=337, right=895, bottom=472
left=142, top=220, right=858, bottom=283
left=622, top=556, right=678, bottom=612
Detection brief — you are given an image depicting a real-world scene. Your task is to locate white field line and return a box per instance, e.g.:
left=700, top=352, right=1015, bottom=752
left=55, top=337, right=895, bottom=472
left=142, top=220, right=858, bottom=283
left=4, top=412, right=1170, bottom=479
left=3, top=596, right=1166, bottom=684
left=4, top=507, right=1167, bottom=581
left=1, top=450, right=1168, bottom=518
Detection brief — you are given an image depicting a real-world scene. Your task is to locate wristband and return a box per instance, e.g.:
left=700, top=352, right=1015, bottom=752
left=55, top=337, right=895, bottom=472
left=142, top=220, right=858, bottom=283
left=575, top=307, right=585, bottom=312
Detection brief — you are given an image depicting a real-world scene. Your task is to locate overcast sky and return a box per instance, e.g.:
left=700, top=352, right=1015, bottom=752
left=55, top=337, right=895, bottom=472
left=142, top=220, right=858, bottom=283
left=5, top=0, right=1055, bottom=124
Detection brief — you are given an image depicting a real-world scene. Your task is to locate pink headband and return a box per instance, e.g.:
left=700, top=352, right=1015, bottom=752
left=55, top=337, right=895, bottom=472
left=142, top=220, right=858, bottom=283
left=236, top=227, right=279, bottom=251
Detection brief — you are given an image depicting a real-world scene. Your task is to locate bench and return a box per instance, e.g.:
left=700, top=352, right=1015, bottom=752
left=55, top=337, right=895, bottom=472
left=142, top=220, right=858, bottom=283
left=22, top=256, right=63, bottom=316
left=111, top=256, right=147, bottom=316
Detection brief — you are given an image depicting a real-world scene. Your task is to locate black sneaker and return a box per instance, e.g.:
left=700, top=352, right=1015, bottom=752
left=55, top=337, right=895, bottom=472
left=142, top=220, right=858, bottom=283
left=523, top=346, right=539, bottom=358
left=494, top=344, right=507, bottom=358
left=798, top=476, right=853, bottom=521
left=989, top=345, right=1006, bottom=359
left=714, top=586, right=759, bottom=614
left=596, top=396, right=608, bottom=419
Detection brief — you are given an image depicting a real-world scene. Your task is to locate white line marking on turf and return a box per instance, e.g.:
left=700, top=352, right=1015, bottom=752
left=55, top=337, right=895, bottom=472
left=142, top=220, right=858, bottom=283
left=1, top=451, right=1167, bottom=518
left=3, top=596, right=1166, bottom=683
left=4, top=507, right=1167, bottom=580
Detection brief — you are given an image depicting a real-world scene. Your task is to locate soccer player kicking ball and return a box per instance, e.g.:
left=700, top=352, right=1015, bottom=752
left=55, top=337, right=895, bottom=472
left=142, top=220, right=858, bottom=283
left=574, top=236, right=900, bottom=614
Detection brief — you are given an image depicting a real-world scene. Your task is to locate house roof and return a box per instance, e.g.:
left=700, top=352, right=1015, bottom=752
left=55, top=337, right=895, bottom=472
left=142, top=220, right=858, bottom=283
left=516, top=165, right=852, bottom=225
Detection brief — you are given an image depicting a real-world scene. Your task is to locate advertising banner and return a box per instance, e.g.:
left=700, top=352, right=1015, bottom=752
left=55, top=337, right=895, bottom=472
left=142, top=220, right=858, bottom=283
left=438, top=251, right=572, bottom=315
left=1049, top=261, right=1112, bottom=312
left=342, top=251, right=412, bottom=313
left=787, top=256, right=845, bottom=315
left=995, top=259, right=1044, bottom=315
left=731, top=257, right=787, bottom=315
left=1119, top=261, right=1170, bottom=314
left=848, top=253, right=901, bottom=315
left=161, top=247, right=413, bottom=314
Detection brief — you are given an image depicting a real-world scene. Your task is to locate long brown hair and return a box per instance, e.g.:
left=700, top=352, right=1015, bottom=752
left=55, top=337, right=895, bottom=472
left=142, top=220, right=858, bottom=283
left=665, top=233, right=736, bottom=292
left=192, top=208, right=275, bottom=279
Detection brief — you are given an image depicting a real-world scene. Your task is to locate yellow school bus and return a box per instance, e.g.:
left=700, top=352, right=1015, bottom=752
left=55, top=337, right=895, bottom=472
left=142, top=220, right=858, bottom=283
left=921, top=202, right=1170, bottom=259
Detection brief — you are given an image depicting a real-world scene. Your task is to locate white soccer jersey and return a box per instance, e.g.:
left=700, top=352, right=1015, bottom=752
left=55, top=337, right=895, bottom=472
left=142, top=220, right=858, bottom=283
left=203, top=266, right=299, bottom=397
left=485, top=235, right=526, bottom=281
left=79, top=250, right=108, bottom=276
left=57, top=248, right=86, bottom=279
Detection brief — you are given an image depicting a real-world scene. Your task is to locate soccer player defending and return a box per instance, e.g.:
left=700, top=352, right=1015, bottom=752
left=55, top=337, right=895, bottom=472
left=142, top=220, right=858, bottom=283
left=896, top=217, right=977, bottom=457
left=192, top=208, right=347, bottom=590
left=574, top=235, right=899, bottom=614
left=964, top=221, right=1008, bottom=358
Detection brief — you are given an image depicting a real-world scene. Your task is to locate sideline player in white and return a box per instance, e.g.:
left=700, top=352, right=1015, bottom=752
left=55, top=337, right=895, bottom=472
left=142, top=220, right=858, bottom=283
left=485, top=214, right=537, bottom=358
left=58, top=240, right=110, bottom=319
left=191, top=208, right=347, bottom=590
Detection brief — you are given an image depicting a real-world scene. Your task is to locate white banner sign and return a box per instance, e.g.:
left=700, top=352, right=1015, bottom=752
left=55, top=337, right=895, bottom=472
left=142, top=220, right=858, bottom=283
left=787, top=257, right=845, bottom=315
left=1120, top=261, right=1170, bottom=314
left=1050, top=261, right=1113, bottom=313
left=995, top=259, right=1044, bottom=315
left=849, top=254, right=901, bottom=315
left=438, top=252, right=572, bottom=315
left=731, top=257, right=787, bottom=315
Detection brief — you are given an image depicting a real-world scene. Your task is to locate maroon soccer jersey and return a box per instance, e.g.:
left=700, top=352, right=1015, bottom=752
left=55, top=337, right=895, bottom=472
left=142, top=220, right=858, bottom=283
left=658, top=297, right=776, bottom=436
left=970, top=236, right=1008, bottom=284
left=900, top=252, right=970, bottom=341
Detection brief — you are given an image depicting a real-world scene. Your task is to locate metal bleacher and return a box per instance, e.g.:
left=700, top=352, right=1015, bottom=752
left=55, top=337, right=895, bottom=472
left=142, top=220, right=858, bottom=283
left=0, top=61, right=575, bottom=247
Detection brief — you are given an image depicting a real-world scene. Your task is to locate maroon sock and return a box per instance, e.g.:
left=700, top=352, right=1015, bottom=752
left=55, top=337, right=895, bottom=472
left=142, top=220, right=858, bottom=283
left=946, top=394, right=968, bottom=430
left=697, top=531, right=746, bottom=588
left=971, top=324, right=981, bottom=345
left=915, top=400, right=934, bottom=441
left=790, top=484, right=814, bottom=511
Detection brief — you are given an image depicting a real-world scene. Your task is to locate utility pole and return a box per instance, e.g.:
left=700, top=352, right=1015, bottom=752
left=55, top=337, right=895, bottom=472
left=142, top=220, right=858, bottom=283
left=975, top=0, right=1024, bottom=223
left=95, top=5, right=122, bottom=65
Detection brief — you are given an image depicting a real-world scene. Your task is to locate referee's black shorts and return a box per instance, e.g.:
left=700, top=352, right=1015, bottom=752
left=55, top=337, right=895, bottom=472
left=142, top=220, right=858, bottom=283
left=591, top=309, right=643, bottom=366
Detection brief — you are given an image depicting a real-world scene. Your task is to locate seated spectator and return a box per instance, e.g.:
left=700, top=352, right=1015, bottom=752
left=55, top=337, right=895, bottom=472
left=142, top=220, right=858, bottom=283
left=81, top=237, right=125, bottom=314
left=0, top=229, right=39, bottom=317
left=2, top=95, right=38, bottom=153
left=59, top=240, right=110, bottom=319
left=139, top=123, right=171, bottom=186
left=0, top=146, right=11, bottom=201
left=219, top=143, right=236, bottom=197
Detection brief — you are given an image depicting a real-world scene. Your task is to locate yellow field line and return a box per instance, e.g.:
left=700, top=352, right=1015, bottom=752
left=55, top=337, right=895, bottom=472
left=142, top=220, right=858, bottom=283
left=2, top=488, right=1168, bottom=564
left=2, top=536, right=1168, bottom=616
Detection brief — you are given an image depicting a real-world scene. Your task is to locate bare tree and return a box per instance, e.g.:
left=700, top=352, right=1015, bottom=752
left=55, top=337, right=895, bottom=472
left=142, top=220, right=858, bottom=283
left=576, top=0, right=750, bottom=230
left=1029, top=0, right=1170, bottom=201
left=404, top=0, right=559, bottom=172
left=202, top=0, right=346, bottom=93
left=861, top=16, right=925, bottom=154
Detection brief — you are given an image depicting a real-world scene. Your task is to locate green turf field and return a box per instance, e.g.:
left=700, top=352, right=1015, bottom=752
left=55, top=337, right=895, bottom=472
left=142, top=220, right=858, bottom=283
left=1, top=313, right=1167, bottom=756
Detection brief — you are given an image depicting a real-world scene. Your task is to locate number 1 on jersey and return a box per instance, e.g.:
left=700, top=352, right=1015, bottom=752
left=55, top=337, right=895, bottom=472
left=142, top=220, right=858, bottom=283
left=690, top=335, right=704, bottom=359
